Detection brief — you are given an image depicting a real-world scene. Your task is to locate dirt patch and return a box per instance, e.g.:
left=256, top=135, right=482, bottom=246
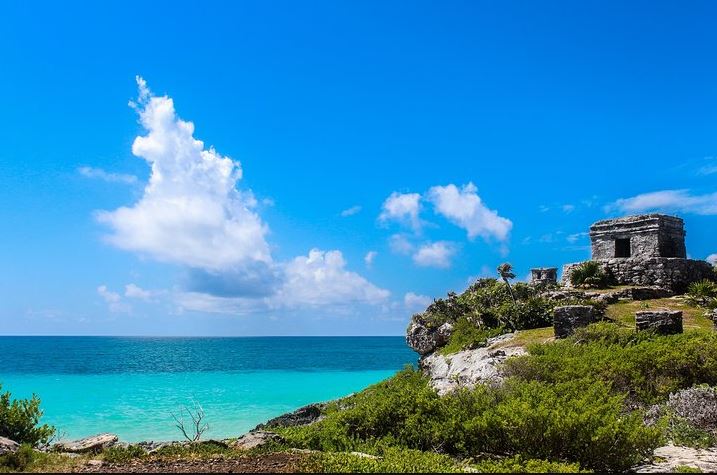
left=72, top=452, right=307, bottom=473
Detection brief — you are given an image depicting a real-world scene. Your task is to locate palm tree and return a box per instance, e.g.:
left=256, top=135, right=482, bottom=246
left=497, top=262, right=517, bottom=305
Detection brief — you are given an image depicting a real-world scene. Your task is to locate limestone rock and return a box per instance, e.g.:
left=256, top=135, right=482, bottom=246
left=0, top=436, right=19, bottom=455
left=254, top=402, right=326, bottom=431
left=406, top=320, right=454, bottom=356
left=421, top=333, right=525, bottom=395
left=232, top=431, right=284, bottom=450
left=634, top=445, right=717, bottom=473
left=553, top=305, right=596, bottom=338
left=53, top=433, right=118, bottom=453
left=635, top=309, right=683, bottom=335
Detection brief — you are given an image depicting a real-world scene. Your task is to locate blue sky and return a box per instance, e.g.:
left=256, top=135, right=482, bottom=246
left=1, top=1, right=716, bottom=336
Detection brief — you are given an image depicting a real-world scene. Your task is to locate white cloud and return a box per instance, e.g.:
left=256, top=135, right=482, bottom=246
left=388, top=234, right=414, bottom=255
left=340, top=205, right=362, bottom=217
left=97, top=76, right=272, bottom=271
left=427, top=183, right=512, bottom=241
left=412, top=241, right=456, bottom=269
left=379, top=192, right=422, bottom=231
left=364, top=251, right=377, bottom=267
left=610, top=189, right=717, bottom=215
left=124, top=283, right=152, bottom=300
left=562, top=204, right=575, bottom=213
left=93, top=78, right=390, bottom=316
left=707, top=254, right=717, bottom=265
left=404, top=292, right=432, bottom=310
left=97, top=285, right=130, bottom=313
left=274, top=249, right=390, bottom=307
left=538, top=205, right=550, bottom=212
left=567, top=232, right=589, bottom=243
left=78, top=166, right=137, bottom=185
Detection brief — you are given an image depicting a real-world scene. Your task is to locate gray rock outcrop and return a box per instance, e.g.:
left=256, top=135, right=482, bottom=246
left=0, top=436, right=19, bottom=455
left=635, top=309, right=683, bottom=335
left=553, top=305, right=596, bottom=338
left=253, top=402, right=326, bottom=431
left=420, top=333, right=526, bottom=395
left=634, top=445, right=717, bottom=473
left=232, top=431, right=284, bottom=450
left=406, top=321, right=453, bottom=356
left=53, top=433, right=118, bottom=453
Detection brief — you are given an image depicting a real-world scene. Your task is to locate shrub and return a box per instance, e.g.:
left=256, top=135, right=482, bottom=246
left=0, top=443, right=37, bottom=471
left=103, top=444, right=147, bottom=463
left=299, top=447, right=462, bottom=473
left=470, top=455, right=588, bottom=473
left=0, top=384, right=55, bottom=446
left=279, top=368, right=660, bottom=472
left=686, top=280, right=717, bottom=308
left=503, top=322, right=717, bottom=404
left=569, top=261, right=608, bottom=288
left=439, top=318, right=505, bottom=355
left=151, top=440, right=230, bottom=458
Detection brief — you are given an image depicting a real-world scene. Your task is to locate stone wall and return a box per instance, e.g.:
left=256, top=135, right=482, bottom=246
left=563, top=258, right=715, bottom=293
left=590, top=214, right=686, bottom=260
left=530, top=267, right=557, bottom=285
left=635, top=310, right=683, bottom=335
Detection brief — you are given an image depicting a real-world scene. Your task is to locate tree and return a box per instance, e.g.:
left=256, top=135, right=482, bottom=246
left=497, top=263, right=517, bottom=305
left=171, top=401, right=208, bottom=442
left=0, top=384, right=55, bottom=447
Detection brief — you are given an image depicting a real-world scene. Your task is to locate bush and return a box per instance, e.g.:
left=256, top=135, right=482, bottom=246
left=470, top=455, right=588, bottom=473
left=103, top=444, right=147, bottom=463
left=439, top=318, right=505, bottom=355
left=569, top=261, right=608, bottom=288
left=503, top=322, right=717, bottom=404
left=300, top=447, right=462, bottom=473
left=686, top=280, right=717, bottom=308
left=279, top=368, right=660, bottom=472
left=0, top=443, right=37, bottom=471
left=0, top=384, right=55, bottom=446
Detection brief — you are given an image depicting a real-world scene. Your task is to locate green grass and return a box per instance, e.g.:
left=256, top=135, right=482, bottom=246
left=606, top=298, right=712, bottom=330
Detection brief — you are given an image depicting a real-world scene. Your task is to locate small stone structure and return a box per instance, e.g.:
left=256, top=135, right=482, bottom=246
left=553, top=305, right=596, bottom=338
left=563, top=214, right=715, bottom=293
left=530, top=267, right=557, bottom=285
left=590, top=214, right=686, bottom=259
left=635, top=309, right=683, bottom=335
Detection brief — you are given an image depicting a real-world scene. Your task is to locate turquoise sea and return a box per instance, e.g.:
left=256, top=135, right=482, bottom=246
left=0, top=337, right=416, bottom=442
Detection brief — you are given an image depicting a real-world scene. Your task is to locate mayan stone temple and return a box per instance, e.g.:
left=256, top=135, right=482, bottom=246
left=562, top=214, right=714, bottom=292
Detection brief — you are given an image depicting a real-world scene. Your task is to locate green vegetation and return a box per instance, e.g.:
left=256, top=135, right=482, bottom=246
left=102, top=444, right=148, bottom=463
left=606, top=298, right=711, bottom=330
left=667, top=417, right=717, bottom=449
left=673, top=465, right=703, bottom=473
left=0, top=384, right=55, bottom=447
left=415, top=278, right=603, bottom=354
left=278, top=364, right=660, bottom=472
left=686, top=280, right=717, bottom=309
left=151, top=441, right=232, bottom=459
left=569, top=261, right=608, bottom=288
left=504, top=322, right=717, bottom=404
left=298, top=447, right=463, bottom=473
left=469, top=455, right=588, bottom=473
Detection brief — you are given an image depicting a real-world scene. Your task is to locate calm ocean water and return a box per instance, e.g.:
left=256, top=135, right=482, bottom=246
left=0, top=337, right=416, bottom=442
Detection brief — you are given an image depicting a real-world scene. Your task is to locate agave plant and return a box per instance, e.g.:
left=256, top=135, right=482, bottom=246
left=686, top=280, right=717, bottom=308
left=569, top=261, right=608, bottom=289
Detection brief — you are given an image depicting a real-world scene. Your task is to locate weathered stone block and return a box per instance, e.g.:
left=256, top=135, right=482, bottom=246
left=635, top=309, right=683, bottom=335
left=553, top=305, right=596, bottom=338
left=530, top=267, right=557, bottom=285
left=590, top=214, right=686, bottom=260
left=562, top=258, right=714, bottom=293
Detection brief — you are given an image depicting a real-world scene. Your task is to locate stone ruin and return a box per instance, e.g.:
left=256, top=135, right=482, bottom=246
left=563, top=214, right=714, bottom=292
left=553, top=305, right=597, bottom=338
left=635, top=309, right=683, bottom=335
left=530, top=267, right=557, bottom=285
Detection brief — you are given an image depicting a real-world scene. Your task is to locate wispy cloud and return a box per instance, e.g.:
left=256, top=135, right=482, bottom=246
left=707, top=254, right=717, bottom=265
left=379, top=192, right=422, bottom=231
left=412, top=241, right=456, bottom=269
left=567, top=232, right=589, bottom=243
left=562, top=204, right=575, bottom=213
left=364, top=251, right=377, bottom=267
left=608, top=189, right=717, bottom=215
left=340, top=205, right=362, bottom=217
left=404, top=292, right=432, bottom=310
left=78, top=166, right=137, bottom=184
